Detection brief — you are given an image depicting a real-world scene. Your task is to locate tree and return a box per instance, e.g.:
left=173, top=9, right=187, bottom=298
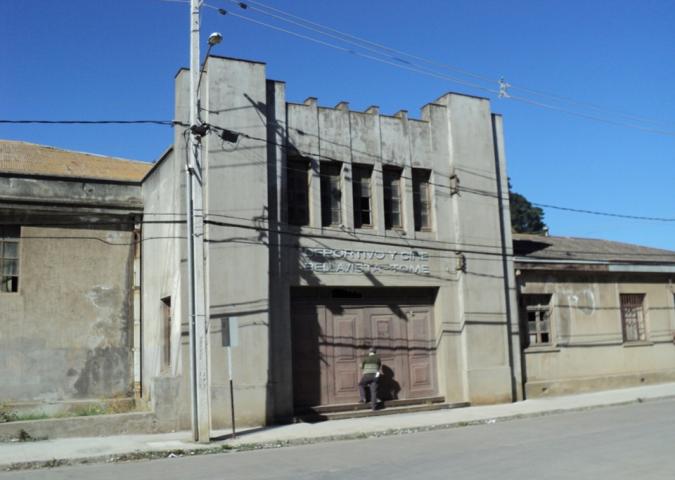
left=508, top=180, right=547, bottom=234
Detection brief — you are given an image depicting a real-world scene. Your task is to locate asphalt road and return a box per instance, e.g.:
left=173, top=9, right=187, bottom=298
left=4, top=398, right=675, bottom=479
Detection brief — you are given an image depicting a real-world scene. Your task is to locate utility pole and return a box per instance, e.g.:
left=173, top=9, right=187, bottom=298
left=186, top=0, right=211, bottom=443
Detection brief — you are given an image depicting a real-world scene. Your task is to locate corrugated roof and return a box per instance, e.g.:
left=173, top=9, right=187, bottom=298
left=513, top=233, right=675, bottom=264
left=0, top=140, right=152, bottom=182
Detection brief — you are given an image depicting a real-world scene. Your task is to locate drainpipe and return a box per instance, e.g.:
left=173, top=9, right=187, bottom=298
left=133, top=222, right=142, bottom=398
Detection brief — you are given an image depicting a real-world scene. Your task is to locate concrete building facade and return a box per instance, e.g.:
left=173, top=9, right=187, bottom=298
left=141, top=56, right=521, bottom=429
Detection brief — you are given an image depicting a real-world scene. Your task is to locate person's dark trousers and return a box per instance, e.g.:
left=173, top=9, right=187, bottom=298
left=358, top=373, right=378, bottom=410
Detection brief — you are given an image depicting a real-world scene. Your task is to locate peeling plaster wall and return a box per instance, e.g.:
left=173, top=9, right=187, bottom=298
left=0, top=226, right=134, bottom=404
left=519, top=271, right=675, bottom=397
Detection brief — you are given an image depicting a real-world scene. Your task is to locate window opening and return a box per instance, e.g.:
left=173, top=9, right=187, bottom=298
left=522, top=294, right=552, bottom=347
left=412, top=169, right=432, bottom=231
left=0, top=226, right=20, bottom=293
left=321, top=162, right=342, bottom=226
left=161, top=297, right=172, bottom=368
left=383, top=167, right=403, bottom=230
left=620, top=293, right=646, bottom=342
left=287, top=157, right=310, bottom=226
left=352, top=164, right=373, bottom=228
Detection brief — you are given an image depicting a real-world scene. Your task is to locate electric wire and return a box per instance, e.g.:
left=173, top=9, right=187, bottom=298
left=221, top=0, right=675, bottom=131
left=1, top=117, right=672, bottom=224
left=206, top=4, right=498, bottom=95
left=207, top=2, right=675, bottom=137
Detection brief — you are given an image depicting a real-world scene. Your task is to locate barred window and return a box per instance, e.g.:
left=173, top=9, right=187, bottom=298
left=522, top=294, right=552, bottom=347
left=412, top=169, right=432, bottom=231
left=287, top=157, right=310, bottom=226
left=383, top=166, right=403, bottom=230
left=352, top=164, right=373, bottom=228
left=0, top=226, right=20, bottom=293
left=321, top=162, right=342, bottom=227
left=620, top=294, right=647, bottom=342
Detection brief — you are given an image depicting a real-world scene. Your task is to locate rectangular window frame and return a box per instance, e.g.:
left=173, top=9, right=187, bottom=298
left=412, top=168, right=432, bottom=232
left=352, top=164, right=373, bottom=229
left=620, top=293, right=647, bottom=343
left=0, top=225, right=20, bottom=293
left=522, top=294, right=553, bottom=348
left=383, top=166, right=403, bottom=230
left=286, top=156, right=311, bottom=227
left=321, top=162, right=343, bottom=227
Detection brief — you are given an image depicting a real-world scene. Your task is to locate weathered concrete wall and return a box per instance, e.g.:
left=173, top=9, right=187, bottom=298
left=0, top=226, right=135, bottom=406
left=0, top=176, right=144, bottom=212
left=279, top=91, right=516, bottom=406
left=156, top=56, right=518, bottom=429
left=519, top=271, right=675, bottom=397
left=140, top=146, right=187, bottom=429
left=202, top=58, right=272, bottom=428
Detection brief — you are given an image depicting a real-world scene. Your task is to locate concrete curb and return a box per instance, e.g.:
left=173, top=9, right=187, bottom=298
left=0, top=412, right=161, bottom=442
left=3, top=393, right=674, bottom=472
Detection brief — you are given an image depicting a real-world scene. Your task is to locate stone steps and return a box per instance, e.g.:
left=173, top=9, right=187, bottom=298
left=294, top=397, right=470, bottom=423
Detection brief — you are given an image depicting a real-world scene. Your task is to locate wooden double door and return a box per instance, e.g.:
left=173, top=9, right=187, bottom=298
left=292, top=293, right=437, bottom=408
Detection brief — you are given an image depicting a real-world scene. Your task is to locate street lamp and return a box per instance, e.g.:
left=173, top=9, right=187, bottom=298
left=208, top=32, right=223, bottom=46
left=186, top=1, right=221, bottom=444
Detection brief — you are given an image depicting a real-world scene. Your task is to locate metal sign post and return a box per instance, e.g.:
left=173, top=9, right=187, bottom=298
left=222, top=317, right=239, bottom=438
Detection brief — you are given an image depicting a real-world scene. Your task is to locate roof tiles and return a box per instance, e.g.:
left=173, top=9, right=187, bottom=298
left=0, top=140, right=152, bottom=182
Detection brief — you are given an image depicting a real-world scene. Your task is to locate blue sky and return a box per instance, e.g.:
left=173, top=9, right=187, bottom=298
left=2, top=0, right=674, bottom=250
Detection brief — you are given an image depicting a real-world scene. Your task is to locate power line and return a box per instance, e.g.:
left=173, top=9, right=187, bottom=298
left=532, top=202, right=675, bottom=222
left=8, top=213, right=674, bottom=259
left=2, top=117, right=672, bottom=224
left=236, top=0, right=675, bottom=129
left=208, top=1, right=675, bottom=137
left=0, top=119, right=178, bottom=126
left=207, top=4, right=498, bottom=95
left=205, top=122, right=675, bottom=223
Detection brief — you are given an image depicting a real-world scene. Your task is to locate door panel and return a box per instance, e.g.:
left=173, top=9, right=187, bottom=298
left=328, top=308, right=361, bottom=404
left=292, top=293, right=438, bottom=408
left=368, top=309, right=408, bottom=401
left=406, top=307, right=437, bottom=398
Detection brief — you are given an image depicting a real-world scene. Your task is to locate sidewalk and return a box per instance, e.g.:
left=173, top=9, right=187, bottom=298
left=3, top=382, right=675, bottom=471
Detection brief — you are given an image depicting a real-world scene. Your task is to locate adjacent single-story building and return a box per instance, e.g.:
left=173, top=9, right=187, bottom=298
left=0, top=140, right=150, bottom=417
left=514, top=234, right=675, bottom=398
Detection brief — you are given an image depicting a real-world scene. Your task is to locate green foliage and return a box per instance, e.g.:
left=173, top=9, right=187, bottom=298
left=71, top=405, right=106, bottom=417
left=508, top=180, right=547, bottom=234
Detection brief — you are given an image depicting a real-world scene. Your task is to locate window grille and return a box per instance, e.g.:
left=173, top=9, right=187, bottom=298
left=522, top=294, right=552, bottom=347
left=620, top=294, right=646, bottom=342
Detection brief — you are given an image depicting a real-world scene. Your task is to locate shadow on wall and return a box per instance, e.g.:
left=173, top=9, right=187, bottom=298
left=378, top=364, right=401, bottom=401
